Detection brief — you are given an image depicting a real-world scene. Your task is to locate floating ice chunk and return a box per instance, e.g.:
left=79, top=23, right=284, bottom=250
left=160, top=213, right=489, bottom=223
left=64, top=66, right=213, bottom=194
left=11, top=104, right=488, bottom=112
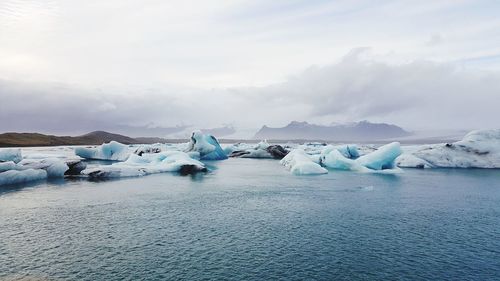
left=321, top=149, right=368, bottom=171
left=223, top=143, right=253, bottom=155
left=0, top=161, right=22, bottom=172
left=0, top=157, right=69, bottom=185
left=0, top=148, right=22, bottom=163
left=335, top=145, right=360, bottom=159
left=291, top=162, right=328, bottom=175
left=320, top=144, right=360, bottom=159
left=83, top=166, right=147, bottom=178
left=82, top=151, right=206, bottom=179
left=458, top=129, right=500, bottom=152
left=281, top=149, right=327, bottom=175
left=356, top=142, right=402, bottom=170
left=265, top=145, right=289, bottom=159
left=18, top=158, right=69, bottom=178
left=309, top=154, right=321, bottom=164
left=185, top=131, right=228, bottom=160
left=0, top=169, right=47, bottom=185
left=396, top=153, right=434, bottom=168
left=319, top=142, right=402, bottom=172
left=64, top=159, right=87, bottom=175
left=23, top=153, right=67, bottom=159
left=133, top=144, right=163, bottom=156
left=229, top=141, right=289, bottom=159
left=75, top=141, right=130, bottom=161
left=403, top=129, right=500, bottom=168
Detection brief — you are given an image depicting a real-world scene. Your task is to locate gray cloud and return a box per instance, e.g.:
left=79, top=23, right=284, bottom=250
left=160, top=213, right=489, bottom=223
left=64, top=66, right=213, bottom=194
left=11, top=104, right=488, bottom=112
left=1, top=50, right=499, bottom=136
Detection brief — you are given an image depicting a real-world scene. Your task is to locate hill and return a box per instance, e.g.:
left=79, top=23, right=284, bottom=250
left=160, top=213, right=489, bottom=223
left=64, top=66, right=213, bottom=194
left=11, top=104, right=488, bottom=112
left=0, top=131, right=167, bottom=147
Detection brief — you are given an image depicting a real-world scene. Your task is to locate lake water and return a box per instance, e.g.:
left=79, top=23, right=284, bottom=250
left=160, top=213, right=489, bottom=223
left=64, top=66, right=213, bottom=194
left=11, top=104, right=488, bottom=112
left=1, top=158, right=500, bottom=280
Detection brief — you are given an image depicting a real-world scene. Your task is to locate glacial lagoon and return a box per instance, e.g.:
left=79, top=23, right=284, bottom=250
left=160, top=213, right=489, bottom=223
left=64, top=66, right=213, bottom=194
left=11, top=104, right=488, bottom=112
left=1, top=156, right=500, bottom=280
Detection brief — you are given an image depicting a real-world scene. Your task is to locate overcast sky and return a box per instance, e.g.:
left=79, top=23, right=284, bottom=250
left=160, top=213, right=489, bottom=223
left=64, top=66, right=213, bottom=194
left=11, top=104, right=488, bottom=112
left=1, top=0, right=500, bottom=136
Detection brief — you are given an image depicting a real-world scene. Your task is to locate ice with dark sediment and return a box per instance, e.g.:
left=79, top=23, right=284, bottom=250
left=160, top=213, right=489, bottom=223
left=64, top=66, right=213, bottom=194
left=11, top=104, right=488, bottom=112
left=397, top=129, right=500, bottom=168
left=82, top=151, right=206, bottom=178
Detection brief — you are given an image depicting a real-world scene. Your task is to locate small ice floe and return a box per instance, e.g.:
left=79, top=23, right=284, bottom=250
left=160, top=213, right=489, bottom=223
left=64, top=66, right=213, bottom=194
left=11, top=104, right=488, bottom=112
left=0, top=148, right=70, bottom=185
left=229, top=140, right=289, bottom=159
left=75, top=141, right=130, bottom=161
left=396, top=153, right=434, bottom=169
left=0, top=169, right=48, bottom=186
left=81, top=151, right=207, bottom=179
left=356, top=185, right=374, bottom=191
left=280, top=149, right=328, bottom=175
left=133, top=144, right=163, bottom=156
left=0, top=148, right=22, bottom=163
left=317, top=142, right=403, bottom=174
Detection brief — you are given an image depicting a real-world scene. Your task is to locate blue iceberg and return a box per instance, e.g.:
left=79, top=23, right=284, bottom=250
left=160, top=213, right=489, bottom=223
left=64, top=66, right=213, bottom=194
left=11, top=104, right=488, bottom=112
left=186, top=131, right=228, bottom=160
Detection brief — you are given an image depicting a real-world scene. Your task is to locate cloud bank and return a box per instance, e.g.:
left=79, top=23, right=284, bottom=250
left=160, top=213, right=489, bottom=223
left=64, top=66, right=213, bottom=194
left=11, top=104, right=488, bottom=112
left=1, top=51, right=499, bottom=136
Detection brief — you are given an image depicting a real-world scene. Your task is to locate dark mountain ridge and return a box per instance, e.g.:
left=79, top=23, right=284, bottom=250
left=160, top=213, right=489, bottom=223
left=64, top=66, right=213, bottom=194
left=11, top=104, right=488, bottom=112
left=253, top=121, right=411, bottom=141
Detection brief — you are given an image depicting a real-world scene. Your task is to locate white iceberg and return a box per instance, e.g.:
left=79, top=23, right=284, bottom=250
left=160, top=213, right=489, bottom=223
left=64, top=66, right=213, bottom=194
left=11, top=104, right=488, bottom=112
left=0, top=161, right=21, bottom=173
left=18, top=158, right=69, bottom=178
left=82, top=151, right=206, bottom=178
left=0, top=169, right=48, bottom=186
left=399, top=129, right=500, bottom=168
left=396, top=153, right=434, bottom=168
left=280, top=149, right=328, bottom=175
left=75, top=141, right=130, bottom=161
left=0, top=150, right=70, bottom=186
left=0, top=148, right=22, bottom=163
left=185, top=131, right=228, bottom=160
left=133, top=144, right=164, bottom=156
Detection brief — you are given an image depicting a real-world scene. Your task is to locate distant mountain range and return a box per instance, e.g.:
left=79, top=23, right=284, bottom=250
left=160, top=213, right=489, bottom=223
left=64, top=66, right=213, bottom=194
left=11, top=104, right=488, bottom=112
left=0, top=131, right=173, bottom=147
left=0, top=121, right=430, bottom=147
left=253, top=121, right=411, bottom=141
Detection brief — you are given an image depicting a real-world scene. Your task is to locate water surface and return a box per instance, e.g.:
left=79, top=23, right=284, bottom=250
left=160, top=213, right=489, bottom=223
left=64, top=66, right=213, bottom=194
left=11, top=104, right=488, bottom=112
left=1, top=158, right=500, bottom=280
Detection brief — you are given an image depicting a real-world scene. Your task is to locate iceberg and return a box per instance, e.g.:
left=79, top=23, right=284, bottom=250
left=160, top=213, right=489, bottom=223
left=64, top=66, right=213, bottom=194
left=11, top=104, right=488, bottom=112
left=356, top=142, right=402, bottom=170
left=82, top=151, right=207, bottom=179
left=401, top=129, right=500, bottom=168
left=0, top=148, right=22, bottom=163
left=223, top=143, right=253, bottom=155
left=318, top=142, right=402, bottom=173
left=396, top=153, right=434, bottom=169
left=320, top=149, right=368, bottom=171
left=0, top=149, right=70, bottom=186
left=133, top=144, right=163, bottom=156
left=0, top=161, right=20, bottom=173
left=18, top=158, right=69, bottom=178
left=75, top=141, right=130, bottom=161
left=185, top=131, right=228, bottom=160
left=64, top=159, right=87, bottom=175
left=280, top=149, right=328, bottom=175
left=0, top=169, right=48, bottom=186
left=319, top=144, right=360, bottom=159
left=229, top=141, right=289, bottom=159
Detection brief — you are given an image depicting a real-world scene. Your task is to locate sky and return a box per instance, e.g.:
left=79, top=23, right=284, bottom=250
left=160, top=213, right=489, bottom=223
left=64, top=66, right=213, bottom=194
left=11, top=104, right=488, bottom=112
left=1, top=0, right=500, bottom=136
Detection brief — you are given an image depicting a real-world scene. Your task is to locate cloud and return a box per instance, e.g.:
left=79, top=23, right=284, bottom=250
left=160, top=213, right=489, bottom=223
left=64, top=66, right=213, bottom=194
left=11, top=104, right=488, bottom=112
left=1, top=50, right=499, bottom=135
left=254, top=50, right=500, bottom=130
left=2, top=0, right=500, bottom=87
